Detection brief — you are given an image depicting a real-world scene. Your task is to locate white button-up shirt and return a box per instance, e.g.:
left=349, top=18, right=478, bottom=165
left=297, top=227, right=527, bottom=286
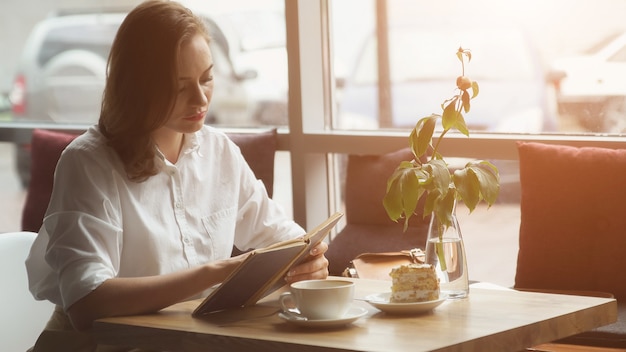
left=26, top=125, right=304, bottom=309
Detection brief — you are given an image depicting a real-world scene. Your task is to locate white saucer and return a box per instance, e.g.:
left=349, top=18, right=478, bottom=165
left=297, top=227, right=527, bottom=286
left=364, top=292, right=446, bottom=315
left=278, top=305, right=368, bottom=328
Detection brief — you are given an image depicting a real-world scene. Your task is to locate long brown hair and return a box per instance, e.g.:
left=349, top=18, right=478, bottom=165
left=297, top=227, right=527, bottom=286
left=99, top=0, right=210, bottom=182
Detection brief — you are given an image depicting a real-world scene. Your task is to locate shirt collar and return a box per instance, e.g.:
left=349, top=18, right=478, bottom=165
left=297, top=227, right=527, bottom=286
left=154, top=131, right=203, bottom=167
left=181, top=131, right=201, bottom=156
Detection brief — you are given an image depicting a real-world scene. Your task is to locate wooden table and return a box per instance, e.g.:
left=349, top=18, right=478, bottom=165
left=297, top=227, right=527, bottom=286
left=92, top=278, right=617, bottom=352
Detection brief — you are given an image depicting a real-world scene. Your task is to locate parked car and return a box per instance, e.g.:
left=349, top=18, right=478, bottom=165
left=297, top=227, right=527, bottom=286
left=336, top=24, right=559, bottom=133
left=183, top=1, right=289, bottom=125
left=216, top=9, right=288, bottom=126
left=9, top=9, right=257, bottom=187
left=550, top=31, right=626, bottom=133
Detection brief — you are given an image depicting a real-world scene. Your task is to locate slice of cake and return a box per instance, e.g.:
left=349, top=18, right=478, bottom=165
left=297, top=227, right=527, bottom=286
left=389, top=263, right=439, bottom=303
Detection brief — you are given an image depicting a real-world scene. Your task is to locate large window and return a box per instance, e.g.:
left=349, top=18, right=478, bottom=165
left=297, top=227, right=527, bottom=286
left=286, top=0, right=626, bottom=286
left=289, top=0, right=626, bottom=213
left=330, top=0, right=626, bottom=135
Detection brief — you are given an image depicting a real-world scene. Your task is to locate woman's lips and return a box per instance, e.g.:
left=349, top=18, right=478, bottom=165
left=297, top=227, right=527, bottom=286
left=184, top=111, right=206, bottom=121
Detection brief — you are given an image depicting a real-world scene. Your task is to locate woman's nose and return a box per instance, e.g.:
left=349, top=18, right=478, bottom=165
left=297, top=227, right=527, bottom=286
left=190, top=84, right=209, bottom=107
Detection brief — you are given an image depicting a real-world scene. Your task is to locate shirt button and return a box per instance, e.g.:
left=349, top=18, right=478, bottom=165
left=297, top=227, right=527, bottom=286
left=175, top=202, right=182, bottom=209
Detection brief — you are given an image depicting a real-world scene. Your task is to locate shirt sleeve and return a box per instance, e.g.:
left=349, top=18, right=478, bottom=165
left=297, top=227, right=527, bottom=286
left=41, top=144, right=124, bottom=309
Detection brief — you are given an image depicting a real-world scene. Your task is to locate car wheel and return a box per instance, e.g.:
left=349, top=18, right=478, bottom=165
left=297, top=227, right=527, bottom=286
left=42, top=49, right=106, bottom=123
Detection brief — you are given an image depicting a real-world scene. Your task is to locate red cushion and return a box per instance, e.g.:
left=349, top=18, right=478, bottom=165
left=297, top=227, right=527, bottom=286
left=344, top=148, right=428, bottom=226
left=21, top=129, right=78, bottom=232
left=227, top=129, right=277, bottom=198
left=515, top=142, right=626, bottom=300
left=20, top=129, right=278, bottom=232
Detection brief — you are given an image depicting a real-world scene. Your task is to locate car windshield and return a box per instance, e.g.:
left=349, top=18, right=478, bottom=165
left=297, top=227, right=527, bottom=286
left=224, top=11, right=285, bottom=51
left=352, top=27, right=537, bottom=85
left=38, top=21, right=120, bottom=67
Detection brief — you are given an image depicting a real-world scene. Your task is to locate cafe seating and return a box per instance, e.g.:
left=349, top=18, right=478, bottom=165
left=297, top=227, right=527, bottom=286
left=0, top=231, right=54, bottom=351
left=21, top=128, right=279, bottom=233
left=325, top=148, right=430, bottom=276
left=515, top=141, right=626, bottom=348
left=21, top=129, right=79, bottom=232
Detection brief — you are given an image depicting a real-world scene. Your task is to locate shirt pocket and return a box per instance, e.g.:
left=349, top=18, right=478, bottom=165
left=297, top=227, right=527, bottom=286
left=200, top=207, right=236, bottom=260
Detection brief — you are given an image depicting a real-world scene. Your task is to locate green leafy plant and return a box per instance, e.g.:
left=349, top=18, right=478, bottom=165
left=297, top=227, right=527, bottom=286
left=383, top=47, right=500, bottom=233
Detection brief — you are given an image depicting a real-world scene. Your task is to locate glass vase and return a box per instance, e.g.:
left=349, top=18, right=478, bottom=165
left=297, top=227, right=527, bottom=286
left=424, top=204, right=469, bottom=299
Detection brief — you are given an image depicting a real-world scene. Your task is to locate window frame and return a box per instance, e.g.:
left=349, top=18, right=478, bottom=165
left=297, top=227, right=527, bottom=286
left=284, top=0, right=626, bottom=229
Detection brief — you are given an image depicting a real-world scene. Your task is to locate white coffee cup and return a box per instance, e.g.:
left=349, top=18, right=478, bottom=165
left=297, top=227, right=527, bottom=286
left=279, top=279, right=355, bottom=320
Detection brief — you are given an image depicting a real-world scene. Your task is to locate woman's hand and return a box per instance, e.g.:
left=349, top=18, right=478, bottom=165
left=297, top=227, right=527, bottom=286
left=284, top=241, right=329, bottom=283
left=67, top=252, right=253, bottom=331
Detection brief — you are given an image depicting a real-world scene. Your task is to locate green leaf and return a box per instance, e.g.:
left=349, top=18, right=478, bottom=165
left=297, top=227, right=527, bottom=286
left=383, top=168, right=405, bottom=222
left=384, top=162, right=415, bottom=220
left=423, top=189, right=441, bottom=216
left=455, top=111, right=470, bottom=136
left=441, top=99, right=458, bottom=130
left=424, top=159, right=450, bottom=195
left=434, top=187, right=456, bottom=228
left=456, top=47, right=471, bottom=63
left=441, top=97, right=470, bottom=136
left=400, top=170, right=421, bottom=223
left=453, top=167, right=480, bottom=212
left=409, top=115, right=437, bottom=159
left=469, top=160, right=500, bottom=206
left=452, top=160, right=501, bottom=211
left=383, top=162, right=431, bottom=230
left=456, top=47, right=472, bottom=65
left=462, top=90, right=471, bottom=113
left=471, top=81, right=479, bottom=99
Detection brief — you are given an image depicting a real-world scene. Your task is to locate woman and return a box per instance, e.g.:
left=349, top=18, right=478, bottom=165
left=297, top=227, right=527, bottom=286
left=26, top=0, right=328, bottom=349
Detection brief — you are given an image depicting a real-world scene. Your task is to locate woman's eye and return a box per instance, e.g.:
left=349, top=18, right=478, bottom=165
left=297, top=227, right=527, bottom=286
left=202, top=76, right=214, bottom=84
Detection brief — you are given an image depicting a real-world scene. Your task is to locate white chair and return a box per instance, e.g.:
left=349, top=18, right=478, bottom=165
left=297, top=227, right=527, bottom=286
left=0, top=231, right=54, bottom=352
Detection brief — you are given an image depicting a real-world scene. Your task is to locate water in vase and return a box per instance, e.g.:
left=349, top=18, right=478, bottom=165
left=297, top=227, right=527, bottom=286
left=426, top=237, right=469, bottom=299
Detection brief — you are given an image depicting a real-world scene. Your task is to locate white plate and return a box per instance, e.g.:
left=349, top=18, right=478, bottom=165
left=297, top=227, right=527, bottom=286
left=278, top=305, right=368, bottom=328
left=364, top=292, right=446, bottom=315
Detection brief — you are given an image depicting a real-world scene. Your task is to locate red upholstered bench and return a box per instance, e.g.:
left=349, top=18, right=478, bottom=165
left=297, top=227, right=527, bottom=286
left=516, top=142, right=626, bottom=348
left=21, top=128, right=278, bottom=233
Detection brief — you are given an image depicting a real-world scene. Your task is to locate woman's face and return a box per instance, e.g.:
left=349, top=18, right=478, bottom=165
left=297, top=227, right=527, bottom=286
left=162, top=33, right=214, bottom=134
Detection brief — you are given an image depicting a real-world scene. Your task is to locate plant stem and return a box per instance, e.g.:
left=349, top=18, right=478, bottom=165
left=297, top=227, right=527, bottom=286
left=436, top=222, right=447, bottom=272
left=430, top=128, right=449, bottom=162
